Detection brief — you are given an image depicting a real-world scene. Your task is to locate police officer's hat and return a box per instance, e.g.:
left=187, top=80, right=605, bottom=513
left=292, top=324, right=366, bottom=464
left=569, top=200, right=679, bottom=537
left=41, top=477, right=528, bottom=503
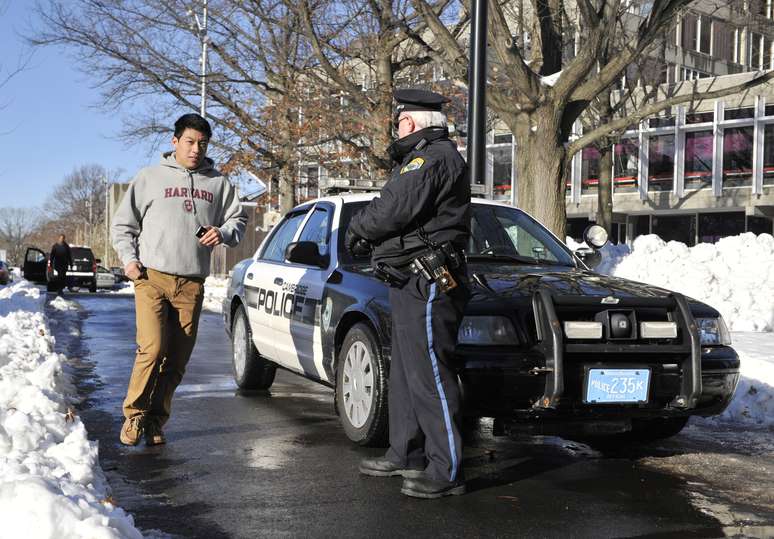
left=394, top=89, right=450, bottom=113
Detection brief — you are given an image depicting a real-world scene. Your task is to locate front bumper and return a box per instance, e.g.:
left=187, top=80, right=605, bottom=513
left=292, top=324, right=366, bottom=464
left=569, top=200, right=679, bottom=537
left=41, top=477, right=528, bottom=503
left=460, top=347, right=739, bottom=420
left=459, top=290, right=740, bottom=423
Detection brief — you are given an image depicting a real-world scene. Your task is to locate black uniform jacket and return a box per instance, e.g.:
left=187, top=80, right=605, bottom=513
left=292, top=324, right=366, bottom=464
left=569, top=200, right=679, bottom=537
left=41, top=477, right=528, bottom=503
left=49, top=242, right=72, bottom=271
left=349, top=127, right=471, bottom=268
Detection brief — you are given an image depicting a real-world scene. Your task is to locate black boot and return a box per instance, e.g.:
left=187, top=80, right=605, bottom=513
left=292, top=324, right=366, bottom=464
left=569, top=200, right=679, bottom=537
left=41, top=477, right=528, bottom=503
left=401, top=474, right=466, bottom=499
left=359, top=457, right=423, bottom=478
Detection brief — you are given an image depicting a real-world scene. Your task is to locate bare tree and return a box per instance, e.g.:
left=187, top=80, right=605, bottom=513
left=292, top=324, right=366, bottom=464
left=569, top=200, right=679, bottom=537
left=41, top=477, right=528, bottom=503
left=412, top=0, right=774, bottom=238
left=0, top=207, right=42, bottom=264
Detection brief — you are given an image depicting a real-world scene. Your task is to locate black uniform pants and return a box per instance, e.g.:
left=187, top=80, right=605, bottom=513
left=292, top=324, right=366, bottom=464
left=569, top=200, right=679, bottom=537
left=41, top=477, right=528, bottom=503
left=53, top=266, right=68, bottom=293
left=385, top=273, right=469, bottom=482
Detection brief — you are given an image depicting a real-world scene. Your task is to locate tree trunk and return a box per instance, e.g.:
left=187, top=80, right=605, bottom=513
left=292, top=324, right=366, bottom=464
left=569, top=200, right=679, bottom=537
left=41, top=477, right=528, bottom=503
left=279, top=164, right=297, bottom=215
left=596, top=143, right=613, bottom=235
left=511, top=107, right=568, bottom=240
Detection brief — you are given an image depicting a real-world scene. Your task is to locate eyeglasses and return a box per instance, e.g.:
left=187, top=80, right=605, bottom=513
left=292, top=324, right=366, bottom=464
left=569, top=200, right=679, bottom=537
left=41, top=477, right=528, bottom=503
left=393, top=115, right=410, bottom=129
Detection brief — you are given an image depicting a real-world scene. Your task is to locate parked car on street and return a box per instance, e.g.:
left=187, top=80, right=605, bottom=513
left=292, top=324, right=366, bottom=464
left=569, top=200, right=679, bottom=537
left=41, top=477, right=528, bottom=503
left=0, top=261, right=11, bottom=285
left=223, top=195, right=740, bottom=447
left=96, top=265, right=120, bottom=289
left=23, top=245, right=99, bottom=292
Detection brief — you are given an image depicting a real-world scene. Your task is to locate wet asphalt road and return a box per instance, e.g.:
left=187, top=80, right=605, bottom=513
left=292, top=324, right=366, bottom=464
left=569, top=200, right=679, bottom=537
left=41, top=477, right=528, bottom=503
left=49, top=292, right=774, bottom=539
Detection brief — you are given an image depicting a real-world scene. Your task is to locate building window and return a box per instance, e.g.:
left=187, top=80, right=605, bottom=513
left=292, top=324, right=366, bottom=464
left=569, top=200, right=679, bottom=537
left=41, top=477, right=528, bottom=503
left=614, top=139, right=639, bottom=193
left=610, top=222, right=627, bottom=245
left=748, top=215, right=774, bottom=235
left=493, top=133, right=512, bottom=144
left=567, top=218, right=593, bottom=244
left=723, top=127, right=754, bottom=188
left=652, top=214, right=696, bottom=246
left=684, top=131, right=713, bottom=189
left=581, top=146, right=600, bottom=195
left=698, top=212, right=745, bottom=243
left=489, top=146, right=512, bottom=201
left=681, top=67, right=710, bottom=81
left=686, top=111, right=713, bottom=124
left=724, top=107, right=755, bottom=120
left=630, top=215, right=650, bottom=240
left=764, top=124, right=774, bottom=186
left=750, top=32, right=773, bottom=70
left=648, top=134, right=675, bottom=192
left=732, top=28, right=745, bottom=65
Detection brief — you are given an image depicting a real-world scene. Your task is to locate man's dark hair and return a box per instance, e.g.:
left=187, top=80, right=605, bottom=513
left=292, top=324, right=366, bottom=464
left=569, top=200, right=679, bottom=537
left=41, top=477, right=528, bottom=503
left=174, top=113, right=212, bottom=139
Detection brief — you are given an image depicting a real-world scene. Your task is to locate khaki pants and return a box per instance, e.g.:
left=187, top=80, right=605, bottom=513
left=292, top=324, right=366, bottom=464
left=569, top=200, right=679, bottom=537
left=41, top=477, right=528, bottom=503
left=123, top=268, right=205, bottom=425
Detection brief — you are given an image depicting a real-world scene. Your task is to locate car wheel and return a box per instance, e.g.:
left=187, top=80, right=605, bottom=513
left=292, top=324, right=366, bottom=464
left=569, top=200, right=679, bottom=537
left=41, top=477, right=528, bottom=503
left=335, top=322, right=389, bottom=447
left=231, top=305, right=276, bottom=390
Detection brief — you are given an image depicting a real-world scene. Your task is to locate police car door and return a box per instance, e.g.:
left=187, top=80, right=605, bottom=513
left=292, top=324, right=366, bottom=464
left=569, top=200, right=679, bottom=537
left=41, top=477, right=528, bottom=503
left=244, top=207, right=311, bottom=363
left=270, top=202, right=333, bottom=382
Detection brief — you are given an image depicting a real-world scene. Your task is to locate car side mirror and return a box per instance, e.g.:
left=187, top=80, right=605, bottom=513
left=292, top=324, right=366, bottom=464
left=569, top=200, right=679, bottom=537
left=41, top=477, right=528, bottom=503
left=582, top=225, right=609, bottom=250
left=285, top=241, right=329, bottom=268
left=574, top=246, right=602, bottom=268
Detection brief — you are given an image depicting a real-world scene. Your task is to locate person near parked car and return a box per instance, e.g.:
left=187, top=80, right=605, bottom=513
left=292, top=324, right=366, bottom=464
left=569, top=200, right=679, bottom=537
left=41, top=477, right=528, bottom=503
left=345, top=89, right=471, bottom=499
left=111, top=113, right=247, bottom=446
left=49, top=234, right=73, bottom=296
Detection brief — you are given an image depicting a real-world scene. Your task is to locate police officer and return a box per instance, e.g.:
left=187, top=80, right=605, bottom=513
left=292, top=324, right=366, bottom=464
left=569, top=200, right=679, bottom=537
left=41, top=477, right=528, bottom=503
left=346, top=89, right=471, bottom=499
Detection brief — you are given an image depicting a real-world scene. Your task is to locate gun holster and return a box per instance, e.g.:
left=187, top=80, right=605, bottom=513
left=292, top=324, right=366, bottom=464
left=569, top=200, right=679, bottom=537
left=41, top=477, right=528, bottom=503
left=373, top=262, right=410, bottom=287
left=409, top=241, right=463, bottom=294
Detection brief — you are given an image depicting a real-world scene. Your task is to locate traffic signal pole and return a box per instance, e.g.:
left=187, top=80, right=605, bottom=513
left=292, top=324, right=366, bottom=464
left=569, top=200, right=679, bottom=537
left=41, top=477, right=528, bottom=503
left=466, top=0, right=488, bottom=187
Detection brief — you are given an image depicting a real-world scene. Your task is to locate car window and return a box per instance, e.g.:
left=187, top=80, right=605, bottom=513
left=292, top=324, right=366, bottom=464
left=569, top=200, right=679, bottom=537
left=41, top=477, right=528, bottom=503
left=71, top=248, right=95, bottom=262
left=338, top=201, right=371, bottom=264
left=26, top=249, right=45, bottom=263
left=470, top=205, right=574, bottom=266
left=297, top=206, right=331, bottom=257
left=261, top=209, right=310, bottom=262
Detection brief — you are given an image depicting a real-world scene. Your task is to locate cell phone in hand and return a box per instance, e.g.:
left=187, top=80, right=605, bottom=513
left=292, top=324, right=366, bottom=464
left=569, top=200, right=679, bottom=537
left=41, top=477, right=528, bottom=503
left=195, top=226, right=208, bottom=238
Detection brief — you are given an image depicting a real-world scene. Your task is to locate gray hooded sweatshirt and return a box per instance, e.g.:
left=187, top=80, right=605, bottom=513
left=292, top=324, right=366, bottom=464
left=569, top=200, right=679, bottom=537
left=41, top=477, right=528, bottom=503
left=111, top=152, right=247, bottom=278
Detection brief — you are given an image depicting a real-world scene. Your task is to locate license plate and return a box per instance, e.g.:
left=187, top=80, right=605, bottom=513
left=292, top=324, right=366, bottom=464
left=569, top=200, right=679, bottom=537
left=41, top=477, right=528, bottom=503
left=585, top=368, right=650, bottom=404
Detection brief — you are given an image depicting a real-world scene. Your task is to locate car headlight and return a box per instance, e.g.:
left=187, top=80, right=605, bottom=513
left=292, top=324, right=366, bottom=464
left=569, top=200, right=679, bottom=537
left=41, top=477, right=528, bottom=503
left=696, top=317, right=732, bottom=346
left=457, top=316, right=518, bottom=345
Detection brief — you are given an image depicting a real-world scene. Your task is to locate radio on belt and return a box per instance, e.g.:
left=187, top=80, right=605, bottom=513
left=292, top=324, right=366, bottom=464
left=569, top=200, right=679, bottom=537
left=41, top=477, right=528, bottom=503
left=409, top=241, right=461, bottom=293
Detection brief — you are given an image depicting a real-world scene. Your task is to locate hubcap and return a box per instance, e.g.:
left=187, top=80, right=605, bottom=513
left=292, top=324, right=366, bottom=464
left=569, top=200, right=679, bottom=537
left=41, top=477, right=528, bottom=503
left=342, top=341, right=374, bottom=428
left=233, top=314, right=247, bottom=379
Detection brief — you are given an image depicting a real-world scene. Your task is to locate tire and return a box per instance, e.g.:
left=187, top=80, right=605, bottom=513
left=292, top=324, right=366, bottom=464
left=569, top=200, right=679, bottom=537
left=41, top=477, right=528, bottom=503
left=231, top=306, right=276, bottom=390
left=335, top=322, right=389, bottom=447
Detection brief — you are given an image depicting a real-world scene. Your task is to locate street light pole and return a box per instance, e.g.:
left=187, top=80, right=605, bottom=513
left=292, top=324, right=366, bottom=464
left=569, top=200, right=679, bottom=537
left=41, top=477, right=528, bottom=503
left=191, top=0, right=208, bottom=117
left=104, top=177, right=110, bottom=265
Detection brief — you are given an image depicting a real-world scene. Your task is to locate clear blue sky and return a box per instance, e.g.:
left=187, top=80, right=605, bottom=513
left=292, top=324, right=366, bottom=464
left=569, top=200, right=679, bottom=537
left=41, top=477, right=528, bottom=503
left=0, top=3, right=159, bottom=208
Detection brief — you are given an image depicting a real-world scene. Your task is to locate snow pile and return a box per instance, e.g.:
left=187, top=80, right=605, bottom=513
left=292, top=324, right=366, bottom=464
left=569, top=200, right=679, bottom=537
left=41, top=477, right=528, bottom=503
left=612, top=234, right=774, bottom=331
left=697, top=332, right=774, bottom=428
left=203, top=275, right=229, bottom=314
left=0, top=281, right=142, bottom=539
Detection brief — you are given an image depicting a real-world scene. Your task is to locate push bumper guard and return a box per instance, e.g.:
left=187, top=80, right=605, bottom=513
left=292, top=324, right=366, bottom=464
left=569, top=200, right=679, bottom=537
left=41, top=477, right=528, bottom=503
left=530, top=289, right=702, bottom=411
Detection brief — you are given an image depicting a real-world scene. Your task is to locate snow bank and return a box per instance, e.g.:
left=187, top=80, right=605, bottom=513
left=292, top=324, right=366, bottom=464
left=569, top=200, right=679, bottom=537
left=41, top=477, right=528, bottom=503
left=697, top=332, right=774, bottom=428
left=567, top=233, right=774, bottom=331
left=0, top=281, right=142, bottom=539
left=612, top=234, right=774, bottom=332
left=202, top=276, right=229, bottom=314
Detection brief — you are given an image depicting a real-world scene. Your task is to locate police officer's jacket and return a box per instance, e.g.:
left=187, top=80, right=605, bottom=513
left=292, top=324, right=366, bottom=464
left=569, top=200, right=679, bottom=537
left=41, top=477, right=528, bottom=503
left=349, top=126, right=470, bottom=268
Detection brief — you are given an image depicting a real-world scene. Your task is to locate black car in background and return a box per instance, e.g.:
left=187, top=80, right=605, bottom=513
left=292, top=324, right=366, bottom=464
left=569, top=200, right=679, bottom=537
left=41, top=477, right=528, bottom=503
left=223, top=195, right=740, bottom=447
left=23, top=245, right=98, bottom=293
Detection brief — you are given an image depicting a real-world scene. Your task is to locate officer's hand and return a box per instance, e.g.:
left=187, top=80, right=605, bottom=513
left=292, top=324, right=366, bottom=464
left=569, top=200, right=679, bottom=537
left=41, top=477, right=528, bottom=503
left=345, top=229, right=371, bottom=257
left=125, top=261, right=145, bottom=281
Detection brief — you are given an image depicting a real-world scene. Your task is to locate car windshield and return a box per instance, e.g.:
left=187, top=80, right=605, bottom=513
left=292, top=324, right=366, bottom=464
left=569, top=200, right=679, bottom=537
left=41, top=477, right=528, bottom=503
left=340, top=200, right=575, bottom=267
left=468, top=204, right=575, bottom=267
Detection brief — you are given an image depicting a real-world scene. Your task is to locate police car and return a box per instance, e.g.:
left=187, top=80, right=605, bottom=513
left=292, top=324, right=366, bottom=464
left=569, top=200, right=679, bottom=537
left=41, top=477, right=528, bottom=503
left=223, top=194, right=739, bottom=446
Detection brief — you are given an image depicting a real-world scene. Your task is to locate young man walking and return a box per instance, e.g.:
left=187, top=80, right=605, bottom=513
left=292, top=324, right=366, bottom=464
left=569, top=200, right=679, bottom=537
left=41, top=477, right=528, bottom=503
left=112, top=113, right=247, bottom=446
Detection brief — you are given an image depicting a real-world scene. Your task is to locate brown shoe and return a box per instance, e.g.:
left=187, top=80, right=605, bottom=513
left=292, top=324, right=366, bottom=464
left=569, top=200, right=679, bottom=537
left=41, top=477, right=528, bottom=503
left=120, top=416, right=145, bottom=446
left=145, top=417, right=166, bottom=446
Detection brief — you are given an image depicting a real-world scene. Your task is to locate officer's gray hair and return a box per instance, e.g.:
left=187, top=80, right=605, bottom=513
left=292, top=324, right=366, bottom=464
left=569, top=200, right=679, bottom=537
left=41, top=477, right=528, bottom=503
left=406, top=110, right=447, bottom=130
